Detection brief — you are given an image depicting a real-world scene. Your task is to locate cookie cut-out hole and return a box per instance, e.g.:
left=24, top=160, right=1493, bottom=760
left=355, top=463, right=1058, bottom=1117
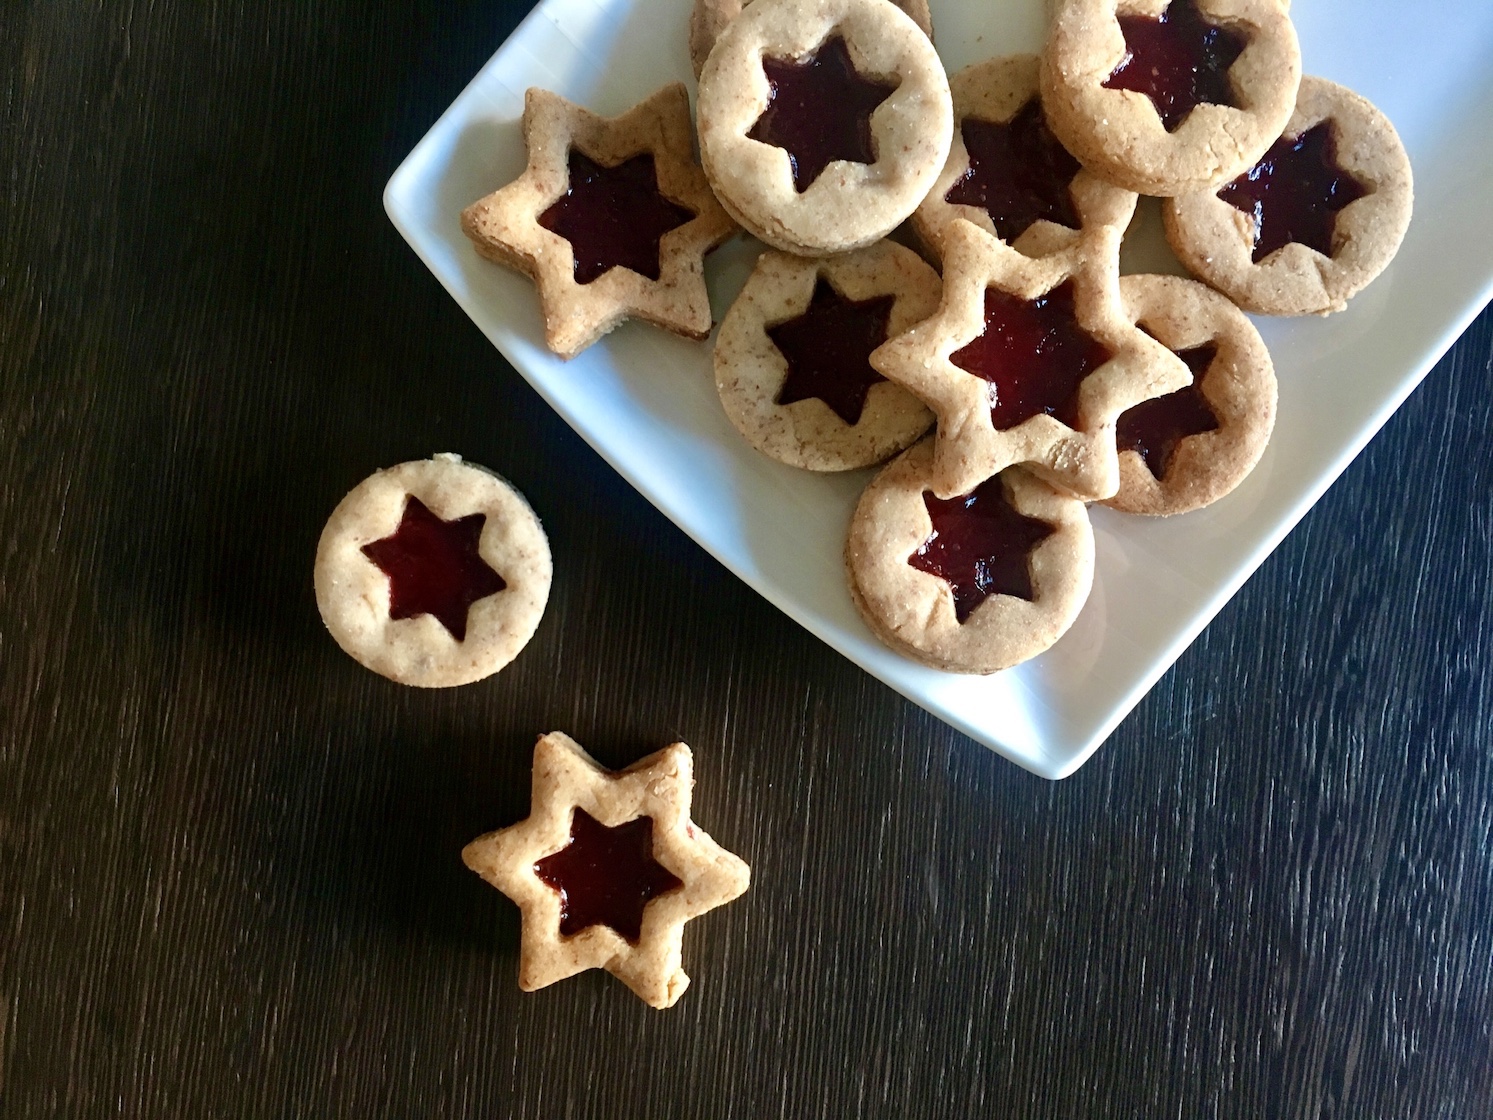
left=533, top=809, right=684, bottom=944
left=360, top=496, right=507, bottom=642
left=909, top=475, right=1055, bottom=622
left=944, top=100, right=1082, bottom=242
left=950, top=280, right=1113, bottom=431
left=1216, top=120, right=1369, bottom=262
left=1116, top=342, right=1220, bottom=479
left=1102, top=0, right=1247, bottom=133
left=748, top=35, right=899, bottom=193
left=768, top=277, right=895, bottom=425
left=538, top=150, right=695, bottom=284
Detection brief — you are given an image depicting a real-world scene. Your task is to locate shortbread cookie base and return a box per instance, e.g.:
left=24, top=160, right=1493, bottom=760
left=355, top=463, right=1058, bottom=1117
left=689, top=0, right=933, bottom=78
left=314, top=455, right=551, bottom=687
left=1163, top=76, right=1414, bottom=316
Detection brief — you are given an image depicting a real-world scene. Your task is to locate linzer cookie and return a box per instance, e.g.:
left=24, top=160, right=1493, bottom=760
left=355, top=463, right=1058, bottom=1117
left=1040, top=0, right=1300, bottom=197
left=869, top=218, right=1191, bottom=502
left=714, top=241, right=940, bottom=471
left=696, top=0, right=952, bottom=255
left=914, top=54, right=1136, bottom=261
left=1163, top=76, right=1413, bottom=316
left=689, top=0, right=933, bottom=79
left=846, top=440, right=1094, bottom=673
left=462, top=732, right=750, bottom=1009
left=460, top=84, right=737, bottom=359
left=314, top=455, right=551, bottom=687
left=1106, top=275, right=1276, bottom=515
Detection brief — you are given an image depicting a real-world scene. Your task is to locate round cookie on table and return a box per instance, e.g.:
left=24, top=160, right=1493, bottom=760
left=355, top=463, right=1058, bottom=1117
left=1040, top=0, right=1301, bottom=197
left=714, top=240, right=940, bottom=471
left=695, top=0, right=952, bottom=255
left=314, top=454, right=551, bottom=687
left=914, top=53, right=1136, bottom=261
left=1163, top=76, right=1413, bottom=316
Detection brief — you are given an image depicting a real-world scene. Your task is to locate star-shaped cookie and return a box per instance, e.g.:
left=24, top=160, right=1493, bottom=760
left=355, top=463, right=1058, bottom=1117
left=869, top=219, right=1192, bottom=501
left=462, top=732, right=750, bottom=1009
left=461, top=83, right=737, bottom=360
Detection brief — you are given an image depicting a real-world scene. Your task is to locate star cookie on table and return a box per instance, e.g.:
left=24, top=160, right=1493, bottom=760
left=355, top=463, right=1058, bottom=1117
left=460, top=83, right=737, bottom=360
left=462, top=732, right=750, bottom=1009
left=869, top=219, right=1192, bottom=501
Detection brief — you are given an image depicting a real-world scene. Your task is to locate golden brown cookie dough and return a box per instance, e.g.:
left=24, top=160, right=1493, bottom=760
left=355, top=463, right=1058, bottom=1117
left=314, top=455, right=551, bottom=687
left=689, top=0, right=933, bottom=79
left=460, top=84, right=737, bottom=359
left=1105, top=274, right=1276, bottom=515
left=1162, top=76, right=1413, bottom=316
left=1040, top=0, right=1301, bottom=196
left=696, top=0, right=952, bottom=256
left=846, top=440, right=1094, bottom=673
left=869, top=218, right=1192, bottom=502
left=462, top=732, right=751, bottom=1009
left=914, top=54, right=1136, bottom=261
left=714, top=241, right=940, bottom=471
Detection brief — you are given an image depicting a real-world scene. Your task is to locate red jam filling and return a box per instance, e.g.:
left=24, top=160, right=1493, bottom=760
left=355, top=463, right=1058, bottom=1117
left=1216, top=121, right=1368, bottom=263
left=360, top=496, right=507, bottom=642
left=944, top=100, right=1082, bottom=243
left=747, top=36, right=899, bottom=193
left=533, top=809, right=683, bottom=944
left=537, top=150, right=695, bottom=284
left=908, top=475, right=1056, bottom=623
left=1116, top=342, right=1220, bottom=479
left=949, top=281, right=1113, bottom=431
left=767, top=278, right=896, bottom=426
left=1102, top=0, right=1247, bottom=133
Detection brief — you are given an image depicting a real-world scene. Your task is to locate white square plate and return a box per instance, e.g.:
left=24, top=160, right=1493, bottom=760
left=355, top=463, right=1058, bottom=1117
left=385, top=0, right=1493, bottom=778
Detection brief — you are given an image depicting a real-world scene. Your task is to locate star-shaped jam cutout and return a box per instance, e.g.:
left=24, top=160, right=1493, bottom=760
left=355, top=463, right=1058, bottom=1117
left=1216, top=121, right=1369, bottom=262
left=533, top=808, right=684, bottom=943
left=360, top=496, right=506, bottom=642
left=949, top=280, right=1114, bottom=432
left=908, top=474, right=1055, bottom=623
left=538, top=150, right=696, bottom=284
left=462, top=733, right=751, bottom=1009
left=1102, top=0, right=1248, bottom=133
left=768, top=278, right=896, bottom=426
left=1116, top=342, right=1221, bottom=479
left=748, top=36, right=899, bottom=193
left=944, top=100, right=1082, bottom=243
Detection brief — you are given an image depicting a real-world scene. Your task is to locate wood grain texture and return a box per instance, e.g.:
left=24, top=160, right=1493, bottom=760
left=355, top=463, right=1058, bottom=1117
left=1, top=2, right=1490, bottom=1116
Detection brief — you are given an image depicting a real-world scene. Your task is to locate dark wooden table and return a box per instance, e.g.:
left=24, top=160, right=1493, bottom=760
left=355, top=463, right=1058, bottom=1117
left=3, top=3, right=1490, bottom=1116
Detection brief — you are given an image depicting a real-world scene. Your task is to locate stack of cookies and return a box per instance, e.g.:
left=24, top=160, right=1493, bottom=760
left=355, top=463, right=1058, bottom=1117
left=460, top=0, right=1413, bottom=675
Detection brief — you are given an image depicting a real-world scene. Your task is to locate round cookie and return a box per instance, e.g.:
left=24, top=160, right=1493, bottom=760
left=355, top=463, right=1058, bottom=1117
left=696, top=0, right=953, bottom=256
left=714, top=240, right=940, bottom=471
left=846, top=439, right=1094, bottom=674
left=1105, top=274, right=1276, bottom=515
left=314, top=455, right=552, bottom=687
left=689, top=0, right=933, bottom=79
left=914, top=54, right=1136, bottom=261
left=1040, top=0, right=1300, bottom=197
left=1163, top=76, right=1413, bottom=316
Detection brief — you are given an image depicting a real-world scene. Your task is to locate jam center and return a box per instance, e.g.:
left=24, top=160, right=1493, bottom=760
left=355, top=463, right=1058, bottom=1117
left=747, top=35, right=899, bottom=193
left=768, top=277, right=895, bottom=426
left=533, top=809, right=684, bottom=944
left=909, top=474, right=1056, bottom=623
left=1216, top=121, right=1369, bottom=262
left=1116, top=342, right=1220, bottom=479
left=949, top=280, right=1113, bottom=431
left=538, top=150, right=695, bottom=284
left=1102, top=0, right=1248, bottom=133
left=944, top=99, right=1082, bottom=243
left=360, top=495, right=507, bottom=642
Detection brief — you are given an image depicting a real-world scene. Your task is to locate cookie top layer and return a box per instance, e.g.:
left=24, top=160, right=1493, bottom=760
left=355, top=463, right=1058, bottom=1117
left=1040, top=0, right=1301, bottom=196
left=314, top=455, right=551, bottom=687
left=461, top=84, right=737, bottom=359
left=462, top=732, right=751, bottom=1009
left=1163, top=76, right=1414, bottom=316
left=696, top=0, right=952, bottom=255
left=689, top=0, right=933, bottom=79
left=714, top=240, right=939, bottom=471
